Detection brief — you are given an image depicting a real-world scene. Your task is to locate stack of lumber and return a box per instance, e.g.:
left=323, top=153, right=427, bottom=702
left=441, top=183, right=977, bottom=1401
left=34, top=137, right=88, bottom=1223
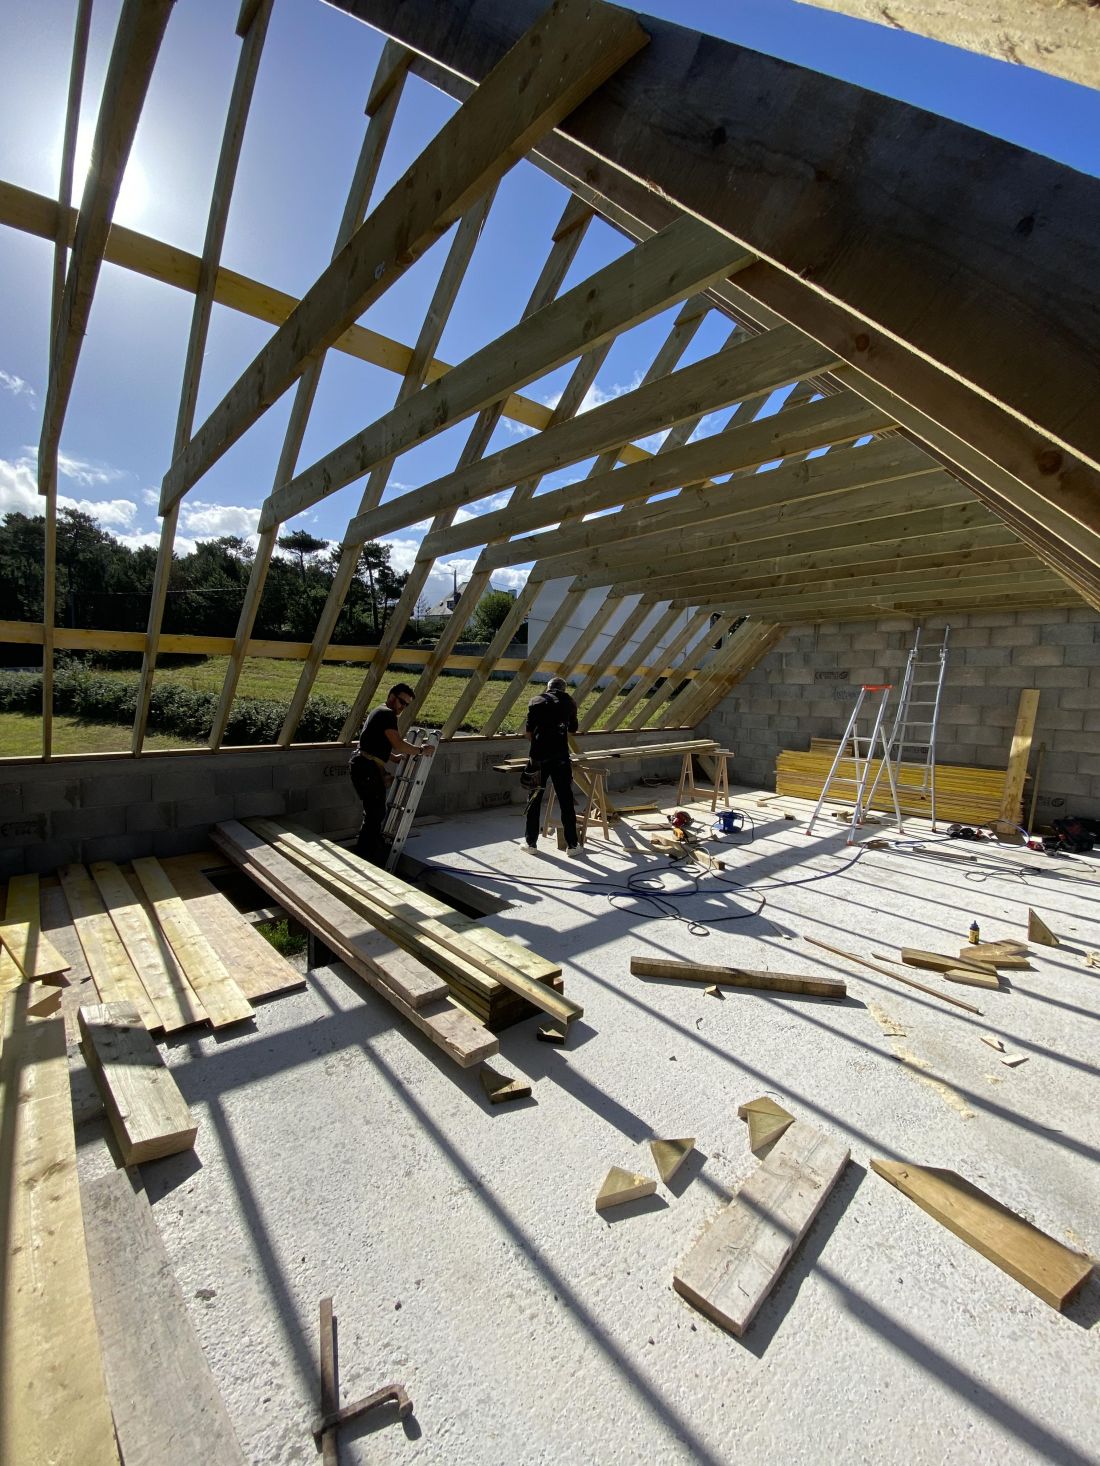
left=776, top=748, right=1012, bottom=825
left=47, top=856, right=305, bottom=1034
left=1, top=872, right=72, bottom=999
left=213, top=820, right=577, bottom=1046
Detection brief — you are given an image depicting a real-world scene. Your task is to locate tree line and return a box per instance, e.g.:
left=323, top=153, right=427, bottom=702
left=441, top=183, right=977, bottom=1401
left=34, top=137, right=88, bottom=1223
left=0, top=510, right=519, bottom=664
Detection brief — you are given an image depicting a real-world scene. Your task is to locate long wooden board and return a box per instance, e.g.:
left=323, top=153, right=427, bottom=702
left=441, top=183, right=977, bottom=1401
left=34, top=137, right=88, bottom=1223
left=674, top=1121, right=850, bottom=1336
left=89, top=862, right=208, bottom=1032
left=631, top=955, right=846, bottom=999
left=0, top=1012, right=119, bottom=1465
left=131, top=858, right=253, bottom=1028
left=78, top=1002, right=197, bottom=1164
left=249, top=820, right=580, bottom=1028
left=157, top=861, right=306, bottom=1003
left=998, top=689, right=1040, bottom=825
left=871, top=1161, right=1092, bottom=1310
left=1, top=872, right=69, bottom=979
left=82, top=1169, right=246, bottom=1465
left=211, top=833, right=495, bottom=1067
left=59, top=864, right=162, bottom=1029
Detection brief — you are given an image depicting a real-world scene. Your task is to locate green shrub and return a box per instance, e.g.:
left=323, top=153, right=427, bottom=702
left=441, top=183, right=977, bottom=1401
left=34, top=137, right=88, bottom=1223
left=255, top=918, right=308, bottom=958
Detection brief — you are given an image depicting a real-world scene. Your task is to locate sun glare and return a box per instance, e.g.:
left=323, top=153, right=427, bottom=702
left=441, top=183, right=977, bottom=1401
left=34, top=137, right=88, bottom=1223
left=68, top=134, right=151, bottom=227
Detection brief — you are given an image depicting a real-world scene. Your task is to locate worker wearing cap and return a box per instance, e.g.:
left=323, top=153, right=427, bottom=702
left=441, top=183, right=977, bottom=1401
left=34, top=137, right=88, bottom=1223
left=523, top=675, right=582, bottom=856
left=349, top=683, right=432, bottom=866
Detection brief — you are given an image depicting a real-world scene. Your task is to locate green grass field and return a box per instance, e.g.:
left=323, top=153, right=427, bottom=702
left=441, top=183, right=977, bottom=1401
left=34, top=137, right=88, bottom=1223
left=0, top=656, right=670, bottom=757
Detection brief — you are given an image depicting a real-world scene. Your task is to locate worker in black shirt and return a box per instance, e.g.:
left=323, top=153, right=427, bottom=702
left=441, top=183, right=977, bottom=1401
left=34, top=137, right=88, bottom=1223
left=523, top=676, right=582, bottom=856
left=349, top=683, right=432, bottom=865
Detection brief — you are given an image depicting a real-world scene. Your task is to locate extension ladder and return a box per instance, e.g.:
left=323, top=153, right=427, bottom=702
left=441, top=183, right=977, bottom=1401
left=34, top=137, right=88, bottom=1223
left=805, top=684, right=904, bottom=843
left=866, top=625, right=950, bottom=829
left=383, top=727, right=439, bottom=870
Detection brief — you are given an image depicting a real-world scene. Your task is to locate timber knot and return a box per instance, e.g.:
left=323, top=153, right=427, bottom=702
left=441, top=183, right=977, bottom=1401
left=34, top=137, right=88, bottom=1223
left=1036, top=449, right=1063, bottom=476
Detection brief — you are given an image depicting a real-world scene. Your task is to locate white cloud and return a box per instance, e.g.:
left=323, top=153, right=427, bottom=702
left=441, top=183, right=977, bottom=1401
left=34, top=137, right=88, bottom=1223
left=65, top=496, right=137, bottom=527
left=179, top=499, right=261, bottom=539
left=116, top=529, right=198, bottom=556
left=0, top=453, right=140, bottom=532
left=501, top=418, right=537, bottom=439
left=0, top=369, right=35, bottom=403
left=56, top=449, right=129, bottom=488
left=141, top=486, right=160, bottom=506
left=378, top=536, right=425, bottom=575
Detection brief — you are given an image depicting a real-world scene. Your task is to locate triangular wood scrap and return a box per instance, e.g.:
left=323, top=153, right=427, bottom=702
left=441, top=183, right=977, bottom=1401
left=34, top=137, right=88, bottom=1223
left=958, top=946, right=1031, bottom=970
left=650, top=1137, right=695, bottom=1185
left=943, top=967, right=1002, bottom=990
left=1000, top=1053, right=1029, bottom=1068
left=979, top=1034, right=1005, bottom=1053
left=737, top=1096, right=795, bottom=1155
left=479, top=1066, right=532, bottom=1105
left=595, top=1166, right=657, bottom=1212
left=1027, top=909, right=1059, bottom=947
left=1085, top=951, right=1099, bottom=969
left=704, top=984, right=722, bottom=998
left=536, top=1026, right=566, bottom=1044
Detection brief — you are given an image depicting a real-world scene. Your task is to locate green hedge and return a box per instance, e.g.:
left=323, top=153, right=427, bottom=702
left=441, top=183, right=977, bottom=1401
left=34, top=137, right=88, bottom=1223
left=0, top=666, right=351, bottom=745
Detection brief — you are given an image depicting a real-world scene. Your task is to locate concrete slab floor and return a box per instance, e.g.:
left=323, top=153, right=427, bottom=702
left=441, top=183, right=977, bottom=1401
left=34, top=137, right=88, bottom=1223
left=74, top=789, right=1100, bottom=1465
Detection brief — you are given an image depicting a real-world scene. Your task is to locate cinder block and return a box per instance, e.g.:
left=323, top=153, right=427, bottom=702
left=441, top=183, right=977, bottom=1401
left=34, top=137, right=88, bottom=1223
left=1030, top=666, right=1083, bottom=688
left=233, top=791, right=288, bottom=821
left=1035, top=709, right=1084, bottom=732
left=965, top=611, right=1017, bottom=628
left=284, top=789, right=310, bottom=815
left=125, top=802, right=176, bottom=835
left=948, top=628, right=991, bottom=648
left=1016, top=608, right=1067, bottom=626
left=1014, top=644, right=1067, bottom=670
left=1054, top=687, right=1100, bottom=711
left=173, top=796, right=232, bottom=828
left=151, top=828, right=212, bottom=859
left=939, top=705, right=981, bottom=727
left=1043, top=621, right=1098, bottom=646
left=851, top=632, right=889, bottom=651
left=21, top=779, right=82, bottom=814
left=51, top=806, right=127, bottom=840
left=968, top=725, right=1007, bottom=748
left=271, top=762, right=323, bottom=791
left=987, top=668, right=1039, bottom=688
left=293, top=809, right=326, bottom=833
left=1048, top=732, right=1096, bottom=754
left=81, top=772, right=153, bottom=809
left=815, top=634, right=850, bottom=652
left=0, top=846, right=27, bottom=879
left=306, top=781, right=353, bottom=812
left=962, top=648, right=1007, bottom=667
left=22, top=839, right=80, bottom=874
left=82, top=833, right=147, bottom=865
left=1063, top=646, right=1100, bottom=667
left=0, top=783, right=24, bottom=816
left=214, top=764, right=272, bottom=795
left=877, top=617, right=915, bottom=632
left=152, top=767, right=218, bottom=801
left=0, top=814, right=49, bottom=844
left=990, top=625, right=1039, bottom=648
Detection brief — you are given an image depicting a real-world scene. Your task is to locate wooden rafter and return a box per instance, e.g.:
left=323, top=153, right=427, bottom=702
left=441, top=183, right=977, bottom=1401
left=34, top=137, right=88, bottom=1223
left=131, top=0, right=274, bottom=755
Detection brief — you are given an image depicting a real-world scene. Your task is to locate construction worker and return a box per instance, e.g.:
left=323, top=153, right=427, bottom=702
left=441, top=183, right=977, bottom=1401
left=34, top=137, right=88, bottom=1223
left=523, top=675, right=582, bottom=856
left=349, top=683, right=431, bottom=866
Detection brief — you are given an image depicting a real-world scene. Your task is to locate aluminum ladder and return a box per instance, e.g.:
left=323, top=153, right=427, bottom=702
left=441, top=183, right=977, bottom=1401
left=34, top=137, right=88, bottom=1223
left=805, top=683, right=904, bottom=843
left=867, top=625, right=951, bottom=829
left=382, top=726, right=439, bottom=870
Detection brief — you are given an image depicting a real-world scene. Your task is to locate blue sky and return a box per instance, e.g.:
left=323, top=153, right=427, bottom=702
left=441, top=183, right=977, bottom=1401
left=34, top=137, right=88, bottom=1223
left=1, top=0, right=1097, bottom=607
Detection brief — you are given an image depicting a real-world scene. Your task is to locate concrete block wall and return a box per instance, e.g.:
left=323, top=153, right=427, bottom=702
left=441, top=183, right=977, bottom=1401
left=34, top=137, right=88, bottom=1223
left=0, top=729, right=691, bottom=878
left=698, top=607, right=1100, bottom=821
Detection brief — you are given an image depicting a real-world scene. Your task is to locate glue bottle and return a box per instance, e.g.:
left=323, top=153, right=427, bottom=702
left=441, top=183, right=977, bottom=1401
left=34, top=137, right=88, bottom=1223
left=968, top=920, right=980, bottom=945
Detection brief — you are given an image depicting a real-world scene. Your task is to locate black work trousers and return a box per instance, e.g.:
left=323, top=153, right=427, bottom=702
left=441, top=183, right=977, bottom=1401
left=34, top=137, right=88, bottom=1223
left=349, top=756, right=388, bottom=866
left=525, top=758, right=579, bottom=848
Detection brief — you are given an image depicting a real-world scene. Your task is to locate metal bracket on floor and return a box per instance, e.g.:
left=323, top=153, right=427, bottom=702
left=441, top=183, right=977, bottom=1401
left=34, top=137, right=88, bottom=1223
left=314, top=1296, right=412, bottom=1462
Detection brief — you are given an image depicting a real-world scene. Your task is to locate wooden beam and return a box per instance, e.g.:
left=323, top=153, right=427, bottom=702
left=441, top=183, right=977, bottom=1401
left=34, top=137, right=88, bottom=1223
left=268, top=216, right=755, bottom=535
left=480, top=439, right=937, bottom=571
left=348, top=1, right=1100, bottom=468
left=276, top=186, right=495, bottom=746
left=204, top=44, right=410, bottom=751
left=81, top=1170, right=247, bottom=1465
left=660, top=621, right=784, bottom=727
left=0, top=1013, right=119, bottom=1466
left=77, top=1002, right=197, bottom=1164
left=999, top=689, right=1041, bottom=825
left=160, top=0, right=650, bottom=510
left=631, top=956, right=845, bottom=998
left=673, top=1120, right=850, bottom=1336
left=791, top=0, right=1100, bottom=91
left=39, top=0, right=174, bottom=501
left=348, top=331, right=845, bottom=546
left=132, top=2, right=274, bottom=754
left=643, top=559, right=1054, bottom=604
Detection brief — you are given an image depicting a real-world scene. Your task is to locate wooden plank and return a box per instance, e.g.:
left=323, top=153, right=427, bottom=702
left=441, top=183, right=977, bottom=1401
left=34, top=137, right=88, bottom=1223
left=77, top=1002, right=197, bottom=1164
left=791, top=0, right=1100, bottom=91
left=159, top=862, right=307, bottom=1003
left=82, top=1168, right=246, bottom=1465
left=803, top=937, right=983, bottom=1014
left=0, top=922, right=69, bottom=980
left=89, top=862, right=209, bottom=1032
left=251, top=819, right=580, bottom=1026
left=631, top=955, right=845, bottom=999
left=942, top=967, right=1003, bottom=990
left=674, top=1120, right=850, bottom=1336
left=871, top=1161, right=1092, bottom=1310
left=998, top=689, right=1040, bottom=825
left=161, top=0, right=650, bottom=509
left=0, top=1014, right=119, bottom=1466
left=131, top=858, right=254, bottom=1027
left=58, top=864, right=162, bottom=1029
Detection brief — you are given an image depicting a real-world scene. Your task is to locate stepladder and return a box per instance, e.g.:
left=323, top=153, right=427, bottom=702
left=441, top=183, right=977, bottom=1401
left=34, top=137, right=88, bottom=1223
left=805, top=684, right=905, bottom=843
left=866, top=624, right=950, bottom=829
left=382, top=726, right=439, bottom=870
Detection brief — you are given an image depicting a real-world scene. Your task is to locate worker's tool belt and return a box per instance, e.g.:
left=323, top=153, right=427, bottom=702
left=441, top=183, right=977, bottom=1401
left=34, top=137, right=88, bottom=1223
left=519, top=760, right=540, bottom=790
left=349, top=751, right=390, bottom=774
